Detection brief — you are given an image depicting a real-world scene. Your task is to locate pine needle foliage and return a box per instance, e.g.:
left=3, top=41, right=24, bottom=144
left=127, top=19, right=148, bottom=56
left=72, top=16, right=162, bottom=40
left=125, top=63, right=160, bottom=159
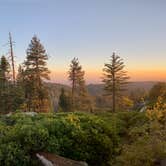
left=23, top=36, right=50, bottom=112
left=68, top=57, right=92, bottom=111
left=102, top=52, right=129, bottom=112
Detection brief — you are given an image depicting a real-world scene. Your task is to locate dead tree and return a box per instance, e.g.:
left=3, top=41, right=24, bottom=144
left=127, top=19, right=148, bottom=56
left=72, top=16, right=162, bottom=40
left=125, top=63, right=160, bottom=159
left=9, top=32, right=16, bottom=84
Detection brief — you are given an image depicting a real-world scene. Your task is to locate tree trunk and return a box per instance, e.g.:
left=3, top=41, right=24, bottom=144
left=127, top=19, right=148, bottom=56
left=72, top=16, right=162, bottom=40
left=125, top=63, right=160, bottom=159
left=112, top=76, right=115, bottom=112
left=71, top=69, right=76, bottom=110
left=71, top=78, right=75, bottom=110
left=112, top=53, right=116, bottom=112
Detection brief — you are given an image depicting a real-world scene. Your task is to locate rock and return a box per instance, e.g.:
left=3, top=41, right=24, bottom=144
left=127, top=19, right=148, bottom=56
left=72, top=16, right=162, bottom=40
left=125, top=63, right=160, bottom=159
left=24, top=112, right=37, bottom=116
left=154, top=158, right=166, bottom=166
left=36, top=153, right=54, bottom=166
left=6, top=112, right=12, bottom=117
left=160, top=159, right=166, bottom=166
left=36, top=152, right=88, bottom=166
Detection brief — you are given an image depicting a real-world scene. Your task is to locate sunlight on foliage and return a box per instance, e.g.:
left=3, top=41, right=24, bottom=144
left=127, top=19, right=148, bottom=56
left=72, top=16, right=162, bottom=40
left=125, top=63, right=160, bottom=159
left=146, top=96, right=166, bottom=122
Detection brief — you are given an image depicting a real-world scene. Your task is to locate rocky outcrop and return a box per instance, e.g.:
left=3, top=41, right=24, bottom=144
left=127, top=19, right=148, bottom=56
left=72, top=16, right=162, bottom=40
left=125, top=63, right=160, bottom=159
left=36, top=152, right=88, bottom=166
left=154, top=159, right=166, bottom=166
left=160, top=159, right=166, bottom=166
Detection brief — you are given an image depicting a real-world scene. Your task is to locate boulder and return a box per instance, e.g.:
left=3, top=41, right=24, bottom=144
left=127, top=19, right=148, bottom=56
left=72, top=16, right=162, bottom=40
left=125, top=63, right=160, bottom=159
left=36, top=152, right=88, bottom=166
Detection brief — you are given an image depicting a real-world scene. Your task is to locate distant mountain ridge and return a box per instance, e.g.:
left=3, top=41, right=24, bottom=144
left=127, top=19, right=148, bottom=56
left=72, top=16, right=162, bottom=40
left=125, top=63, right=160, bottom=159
left=45, top=82, right=70, bottom=111
left=46, top=81, right=157, bottom=111
left=87, top=81, right=157, bottom=96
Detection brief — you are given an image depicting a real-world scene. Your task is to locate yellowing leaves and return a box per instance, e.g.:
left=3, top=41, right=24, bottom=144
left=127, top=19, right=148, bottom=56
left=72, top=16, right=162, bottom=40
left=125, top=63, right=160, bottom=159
left=146, top=96, right=166, bottom=122
left=122, top=97, right=134, bottom=108
left=65, top=113, right=81, bottom=129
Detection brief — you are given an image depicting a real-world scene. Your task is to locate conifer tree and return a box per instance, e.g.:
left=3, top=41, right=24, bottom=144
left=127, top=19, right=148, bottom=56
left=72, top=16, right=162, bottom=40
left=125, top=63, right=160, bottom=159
left=0, top=56, right=24, bottom=113
left=15, top=65, right=26, bottom=110
left=68, top=57, right=92, bottom=111
left=102, top=52, right=129, bottom=112
left=0, top=56, right=10, bottom=87
left=23, top=36, right=50, bottom=112
left=68, top=57, right=80, bottom=106
left=0, top=56, right=10, bottom=112
left=16, top=65, right=24, bottom=85
left=58, top=88, right=72, bottom=112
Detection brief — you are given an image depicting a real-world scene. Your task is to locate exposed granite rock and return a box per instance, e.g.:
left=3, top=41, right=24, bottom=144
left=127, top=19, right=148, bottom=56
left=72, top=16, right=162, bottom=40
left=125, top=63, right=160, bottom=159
left=160, top=159, right=166, bottom=166
left=36, top=152, right=88, bottom=166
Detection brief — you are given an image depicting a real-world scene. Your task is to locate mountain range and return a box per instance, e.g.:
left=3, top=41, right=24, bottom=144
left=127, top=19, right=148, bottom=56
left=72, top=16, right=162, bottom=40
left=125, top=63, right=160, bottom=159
left=86, top=81, right=157, bottom=96
left=46, top=81, right=157, bottom=111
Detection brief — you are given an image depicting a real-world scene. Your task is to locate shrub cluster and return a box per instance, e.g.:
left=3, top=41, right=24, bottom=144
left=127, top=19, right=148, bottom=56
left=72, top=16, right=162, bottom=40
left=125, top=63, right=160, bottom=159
left=0, top=111, right=165, bottom=166
left=0, top=112, right=120, bottom=166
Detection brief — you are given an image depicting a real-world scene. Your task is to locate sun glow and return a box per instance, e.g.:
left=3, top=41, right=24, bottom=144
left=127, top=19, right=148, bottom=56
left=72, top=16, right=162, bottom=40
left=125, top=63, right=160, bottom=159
left=49, top=68, right=166, bottom=84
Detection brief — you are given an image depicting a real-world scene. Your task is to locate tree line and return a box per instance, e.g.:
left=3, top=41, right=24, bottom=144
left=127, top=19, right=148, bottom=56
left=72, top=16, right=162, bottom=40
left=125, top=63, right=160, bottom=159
left=0, top=34, right=133, bottom=113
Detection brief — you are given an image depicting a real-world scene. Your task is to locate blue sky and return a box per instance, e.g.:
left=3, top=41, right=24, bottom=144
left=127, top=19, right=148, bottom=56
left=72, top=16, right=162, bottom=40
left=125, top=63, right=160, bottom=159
left=0, top=0, right=166, bottom=83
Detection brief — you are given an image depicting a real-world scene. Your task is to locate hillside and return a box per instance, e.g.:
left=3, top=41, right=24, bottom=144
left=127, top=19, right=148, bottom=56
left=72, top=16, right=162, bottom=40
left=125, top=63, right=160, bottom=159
left=45, top=82, right=71, bottom=111
left=46, top=81, right=157, bottom=111
left=87, top=81, right=157, bottom=96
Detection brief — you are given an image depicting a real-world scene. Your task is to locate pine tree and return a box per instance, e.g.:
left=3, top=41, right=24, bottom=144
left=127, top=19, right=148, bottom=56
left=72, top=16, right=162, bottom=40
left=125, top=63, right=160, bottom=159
left=68, top=57, right=80, bottom=106
left=16, top=65, right=24, bottom=85
left=68, top=57, right=92, bottom=111
left=0, top=56, right=10, bottom=112
left=102, top=52, right=129, bottom=112
left=58, top=88, right=72, bottom=112
left=0, top=56, right=10, bottom=87
left=0, top=57, right=25, bottom=113
left=23, top=36, right=50, bottom=112
left=15, top=65, right=26, bottom=110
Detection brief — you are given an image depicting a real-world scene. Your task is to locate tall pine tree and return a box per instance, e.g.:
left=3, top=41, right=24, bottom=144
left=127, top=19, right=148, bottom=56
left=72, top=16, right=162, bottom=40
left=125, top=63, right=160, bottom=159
left=0, top=56, right=10, bottom=112
left=0, top=56, right=10, bottom=87
left=23, top=36, right=50, bottom=112
left=68, top=57, right=92, bottom=111
left=102, top=52, right=129, bottom=112
left=0, top=56, right=25, bottom=113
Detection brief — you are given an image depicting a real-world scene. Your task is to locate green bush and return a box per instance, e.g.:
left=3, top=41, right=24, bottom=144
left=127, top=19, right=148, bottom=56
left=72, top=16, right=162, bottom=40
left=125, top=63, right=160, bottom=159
left=116, top=112, right=166, bottom=166
left=0, top=112, right=121, bottom=166
left=0, top=142, right=30, bottom=166
left=0, top=111, right=165, bottom=166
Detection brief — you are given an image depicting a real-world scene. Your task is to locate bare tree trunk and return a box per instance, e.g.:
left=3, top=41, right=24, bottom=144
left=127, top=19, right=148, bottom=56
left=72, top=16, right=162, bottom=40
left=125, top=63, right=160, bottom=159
left=71, top=78, right=75, bottom=110
left=9, top=32, right=16, bottom=84
left=112, top=53, right=116, bottom=112
left=112, top=73, right=115, bottom=112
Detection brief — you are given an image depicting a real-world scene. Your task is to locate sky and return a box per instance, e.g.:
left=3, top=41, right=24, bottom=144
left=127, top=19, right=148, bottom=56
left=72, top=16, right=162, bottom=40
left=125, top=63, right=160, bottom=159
left=0, top=0, right=166, bottom=84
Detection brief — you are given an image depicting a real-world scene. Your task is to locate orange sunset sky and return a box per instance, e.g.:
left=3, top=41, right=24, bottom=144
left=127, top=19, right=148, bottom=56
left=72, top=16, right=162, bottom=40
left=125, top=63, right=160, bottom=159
left=50, top=68, right=166, bottom=84
left=1, top=0, right=166, bottom=85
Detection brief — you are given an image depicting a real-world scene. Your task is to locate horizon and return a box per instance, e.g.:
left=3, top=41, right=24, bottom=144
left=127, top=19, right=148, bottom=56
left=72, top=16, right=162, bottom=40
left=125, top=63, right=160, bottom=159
left=50, top=77, right=166, bottom=85
left=50, top=69, right=166, bottom=84
left=0, top=0, right=166, bottom=84
left=48, top=79, right=165, bottom=86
